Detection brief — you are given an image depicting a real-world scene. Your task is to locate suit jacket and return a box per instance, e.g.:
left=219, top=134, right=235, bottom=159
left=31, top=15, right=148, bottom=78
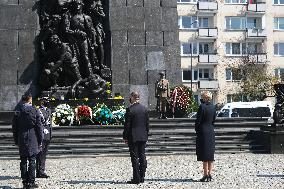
left=12, top=103, right=43, bottom=157
left=39, top=105, right=52, bottom=141
left=123, top=103, right=149, bottom=143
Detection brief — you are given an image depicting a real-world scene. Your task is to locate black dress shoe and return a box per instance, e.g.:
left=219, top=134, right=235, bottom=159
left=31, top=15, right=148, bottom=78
left=27, top=182, right=39, bottom=188
left=36, top=173, right=50, bottom=178
left=127, top=179, right=140, bottom=184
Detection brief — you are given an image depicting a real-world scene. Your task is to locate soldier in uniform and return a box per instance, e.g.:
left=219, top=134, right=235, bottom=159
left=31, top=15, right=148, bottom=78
left=36, top=98, right=52, bottom=178
left=12, top=93, right=43, bottom=189
left=155, top=72, right=170, bottom=119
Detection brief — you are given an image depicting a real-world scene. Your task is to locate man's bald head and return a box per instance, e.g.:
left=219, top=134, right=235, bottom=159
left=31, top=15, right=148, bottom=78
left=130, top=91, right=140, bottom=104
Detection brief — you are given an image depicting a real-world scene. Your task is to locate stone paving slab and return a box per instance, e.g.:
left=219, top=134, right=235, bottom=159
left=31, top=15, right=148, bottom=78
left=0, top=154, right=283, bottom=189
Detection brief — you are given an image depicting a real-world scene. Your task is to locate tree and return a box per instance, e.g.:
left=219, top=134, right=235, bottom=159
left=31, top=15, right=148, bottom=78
left=231, top=55, right=277, bottom=101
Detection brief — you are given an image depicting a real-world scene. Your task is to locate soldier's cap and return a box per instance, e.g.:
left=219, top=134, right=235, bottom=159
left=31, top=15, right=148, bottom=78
left=159, top=71, right=165, bottom=76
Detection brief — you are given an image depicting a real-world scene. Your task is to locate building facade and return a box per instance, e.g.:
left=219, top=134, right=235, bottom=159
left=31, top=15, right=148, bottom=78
left=178, top=0, right=284, bottom=105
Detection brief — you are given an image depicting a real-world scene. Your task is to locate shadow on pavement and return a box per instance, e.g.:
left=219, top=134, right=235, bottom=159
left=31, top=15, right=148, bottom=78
left=62, top=180, right=127, bottom=184
left=146, top=178, right=198, bottom=183
left=0, top=186, right=21, bottom=189
left=0, top=176, right=21, bottom=181
left=257, top=174, right=284, bottom=178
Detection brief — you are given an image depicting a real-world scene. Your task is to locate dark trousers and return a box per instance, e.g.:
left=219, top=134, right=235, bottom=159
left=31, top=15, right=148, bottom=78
left=20, top=154, right=36, bottom=184
left=128, top=141, right=147, bottom=182
left=36, top=140, right=50, bottom=174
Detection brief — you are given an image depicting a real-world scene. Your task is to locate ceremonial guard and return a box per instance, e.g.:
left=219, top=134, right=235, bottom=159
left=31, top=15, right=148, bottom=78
left=36, top=98, right=52, bottom=178
left=155, top=72, right=170, bottom=119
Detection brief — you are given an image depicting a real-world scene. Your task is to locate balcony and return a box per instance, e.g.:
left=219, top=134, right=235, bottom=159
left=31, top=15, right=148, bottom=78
left=246, top=28, right=267, bottom=38
left=198, top=80, right=219, bottom=90
left=247, top=53, right=267, bottom=63
left=197, top=1, right=218, bottom=11
left=198, top=54, right=218, bottom=65
left=198, top=28, right=218, bottom=39
left=247, top=2, right=266, bottom=13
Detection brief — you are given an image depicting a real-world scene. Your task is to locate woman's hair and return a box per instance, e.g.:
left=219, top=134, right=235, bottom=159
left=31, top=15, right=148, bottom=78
left=201, top=91, right=212, bottom=102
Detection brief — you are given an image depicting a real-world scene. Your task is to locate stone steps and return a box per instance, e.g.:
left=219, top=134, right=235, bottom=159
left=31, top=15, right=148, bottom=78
left=0, top=118, right=270, bottom=158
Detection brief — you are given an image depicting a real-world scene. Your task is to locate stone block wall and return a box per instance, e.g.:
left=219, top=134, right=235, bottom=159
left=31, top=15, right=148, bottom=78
left=110, top=0, right=181, bottom=109
left=0, top=1, right=38, bottom=111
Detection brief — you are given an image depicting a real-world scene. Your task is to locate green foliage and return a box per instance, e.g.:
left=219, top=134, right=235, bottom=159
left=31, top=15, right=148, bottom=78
left=232, top=59, right=276, bottom=101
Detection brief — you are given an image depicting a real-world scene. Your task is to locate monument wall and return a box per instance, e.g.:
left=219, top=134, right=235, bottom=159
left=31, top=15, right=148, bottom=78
left=0, top=0, right=181, bottom=111
left=110, top=0, right=181, bottom=109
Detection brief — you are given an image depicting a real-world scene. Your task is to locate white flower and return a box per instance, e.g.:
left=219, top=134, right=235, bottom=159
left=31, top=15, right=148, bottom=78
left=61, top=119, right=66, bottom=124
left=56, top=113, right=61, bottom=117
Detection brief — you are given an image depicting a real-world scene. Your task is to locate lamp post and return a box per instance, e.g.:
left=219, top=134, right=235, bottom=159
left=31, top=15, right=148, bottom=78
left=190, top=20, right=199, bottom=96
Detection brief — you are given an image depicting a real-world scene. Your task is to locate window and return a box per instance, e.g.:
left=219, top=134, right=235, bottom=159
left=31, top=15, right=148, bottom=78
left=274, top=0, right=284, bottom=5
left=275, top=68, right=284, bottom=81
left=199, top=43, right=209, bottom=54
left=227, top=94, right=248, bottom=103
left=226, top=68, right=242, bottom=81
left=226, top=17, right=246, bottom=30
left=198, top=17, right=209, bottom=28
left=247, top=17, right=262, bottom=29
left=179, top=16, right=198, bottom=29
left=274, top=43, right=284, bottom=56
left=226, top=43, right=245, bottom=55
left=274, top=18, right=284, bottom=30
left=182, top=69, right=213, bottom=81
left=225, top=0, right=247, bottom=4
left=180, top=43, right=198, bottom=55
left=182, top=70, right=192, bottom=81
left=199, top=68, right=210, bottom=79
left=177, top=0, right=197, bottom=3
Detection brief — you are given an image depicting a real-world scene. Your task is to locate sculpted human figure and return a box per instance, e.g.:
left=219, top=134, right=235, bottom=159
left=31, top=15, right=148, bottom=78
left=84, top=0, right=107, bottom=69
left=71, top=74, right=107, bottom=98
left=63, top=0, right=97, bottom=78
left=39, top=34, right=82, bottom=89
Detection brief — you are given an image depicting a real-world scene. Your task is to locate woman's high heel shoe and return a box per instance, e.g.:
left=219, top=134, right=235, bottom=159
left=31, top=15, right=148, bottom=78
left=208, top=174, right=212, bottom=182
left=199, top=175, right=208, bottom=182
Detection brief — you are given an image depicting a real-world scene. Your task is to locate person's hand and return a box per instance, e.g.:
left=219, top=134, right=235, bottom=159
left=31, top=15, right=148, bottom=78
left=124, top=139, right=128, bottom=144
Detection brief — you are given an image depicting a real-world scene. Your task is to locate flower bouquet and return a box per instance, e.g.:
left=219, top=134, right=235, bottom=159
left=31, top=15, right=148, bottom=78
left=52, top=104, right=74, bottom=126
left=170, top=85, right=192, bottom=118
left=111, top=106, right=126, bottom=125
left=93, top=103, right=113, bottom=125
left=75, top=105, right=93, bottom=125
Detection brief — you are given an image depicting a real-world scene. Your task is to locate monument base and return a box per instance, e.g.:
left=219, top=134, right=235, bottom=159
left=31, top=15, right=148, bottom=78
left=261, top=125, right=284, bottom=154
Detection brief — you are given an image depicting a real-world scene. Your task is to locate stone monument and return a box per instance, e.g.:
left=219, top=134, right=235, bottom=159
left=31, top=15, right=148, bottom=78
left=0, top=0, right=181, bottom=112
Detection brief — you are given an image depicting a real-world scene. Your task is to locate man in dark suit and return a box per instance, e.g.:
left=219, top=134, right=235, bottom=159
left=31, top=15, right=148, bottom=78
left=36, top=98, right=52, bottom=178
left=12, top=93, right=43, bottom=189
left=123, top=91, right=149, bottom=184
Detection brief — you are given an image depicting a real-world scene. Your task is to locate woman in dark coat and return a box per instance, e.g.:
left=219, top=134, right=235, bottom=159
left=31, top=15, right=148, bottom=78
left=195, top=91, right=216, bottom=182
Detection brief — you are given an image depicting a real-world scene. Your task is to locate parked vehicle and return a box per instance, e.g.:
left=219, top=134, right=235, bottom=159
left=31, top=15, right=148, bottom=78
left=217, top=101, right=273, bottom=118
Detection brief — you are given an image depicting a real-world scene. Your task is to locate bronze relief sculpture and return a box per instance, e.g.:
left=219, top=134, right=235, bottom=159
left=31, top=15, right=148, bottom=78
left=38, top=0, right=110, bottom=99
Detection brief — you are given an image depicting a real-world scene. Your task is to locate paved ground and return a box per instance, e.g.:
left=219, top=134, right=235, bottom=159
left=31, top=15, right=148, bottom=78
left=0, top=154, right=283, bottom=189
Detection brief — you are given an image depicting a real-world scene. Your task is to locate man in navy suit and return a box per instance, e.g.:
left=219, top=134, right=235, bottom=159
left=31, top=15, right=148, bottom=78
left=123, top=92, right=149, bottom=184
left=12, top=93, right=43, bottom=189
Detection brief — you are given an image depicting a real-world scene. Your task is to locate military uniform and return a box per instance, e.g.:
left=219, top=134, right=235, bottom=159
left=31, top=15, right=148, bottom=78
left=155, top=73, right=170, bottom=119
left=36, top=105, right=52, bottom=178
left=12, top=103, right=43, bottom=188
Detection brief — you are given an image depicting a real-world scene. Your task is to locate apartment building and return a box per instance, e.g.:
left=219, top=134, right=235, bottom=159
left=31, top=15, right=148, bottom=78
left=177, top=0, right=284, bottom=105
